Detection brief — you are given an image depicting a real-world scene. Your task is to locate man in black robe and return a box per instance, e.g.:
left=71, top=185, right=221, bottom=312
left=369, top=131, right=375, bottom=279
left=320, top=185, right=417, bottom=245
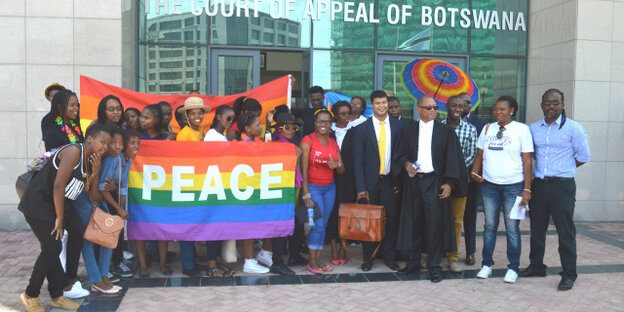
left=393, top=96, right=466, bottom=282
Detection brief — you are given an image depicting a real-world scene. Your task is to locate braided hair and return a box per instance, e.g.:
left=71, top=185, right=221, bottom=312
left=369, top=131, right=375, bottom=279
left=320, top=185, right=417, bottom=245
left=542, top=88, right=566, bottom=129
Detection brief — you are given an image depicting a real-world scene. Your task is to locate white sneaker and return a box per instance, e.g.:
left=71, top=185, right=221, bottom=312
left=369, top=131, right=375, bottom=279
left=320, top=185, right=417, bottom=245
left=123, top=251, right=134, bottom=260
left=243, top=259, right=270, bottom=274
left=503, top=269, right=518, bottom=283
left=477, top=265, right=492, bottom=279
left=63, top=281, right=89, bottom=299
left=256, top=249, right=273, bottom=267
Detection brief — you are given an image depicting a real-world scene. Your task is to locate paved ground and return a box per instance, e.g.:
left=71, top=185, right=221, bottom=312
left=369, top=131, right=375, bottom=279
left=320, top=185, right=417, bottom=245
left=1, top=215, right=623, bottom=312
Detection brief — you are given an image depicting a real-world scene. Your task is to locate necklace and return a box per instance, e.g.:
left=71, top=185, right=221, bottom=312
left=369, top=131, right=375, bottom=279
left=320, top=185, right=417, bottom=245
left=55, top=116, right=82, bottom=143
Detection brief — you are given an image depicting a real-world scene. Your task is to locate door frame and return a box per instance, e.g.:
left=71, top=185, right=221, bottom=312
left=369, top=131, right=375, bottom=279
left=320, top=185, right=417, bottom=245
left=210, top=49, right=261, bottom=95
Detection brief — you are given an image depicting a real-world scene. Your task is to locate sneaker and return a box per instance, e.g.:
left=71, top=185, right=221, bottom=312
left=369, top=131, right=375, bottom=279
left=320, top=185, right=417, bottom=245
left=256, top=249, right=273, bottom=267
left=20, top=292, right=44, bottom=312
left=107, top=272, right=121, bottom=283
left=477, top=265, right=492, bottom=279
left=504, top=269, right=518, bottom=284
left=114, top=263, right=134, bottom=278
left=63, top=281, right=89, bottom=299
left=448, top=260, right=463, bottom=273
left=123, top=251, right=134, bottom=260
left=50, top=296, right=80, bottom=310
left=243, top=259, right=270, bottom=274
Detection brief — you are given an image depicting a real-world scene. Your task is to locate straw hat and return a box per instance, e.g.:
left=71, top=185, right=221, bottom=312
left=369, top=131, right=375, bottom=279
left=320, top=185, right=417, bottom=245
left=178, top=96, right=210, bottom=113
left=44, top=83, right=66, bottom=98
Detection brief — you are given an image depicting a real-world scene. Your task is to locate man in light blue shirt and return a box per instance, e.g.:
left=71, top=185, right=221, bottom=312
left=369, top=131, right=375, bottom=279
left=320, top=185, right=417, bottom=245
left=519, top=89, right=590, bottom=291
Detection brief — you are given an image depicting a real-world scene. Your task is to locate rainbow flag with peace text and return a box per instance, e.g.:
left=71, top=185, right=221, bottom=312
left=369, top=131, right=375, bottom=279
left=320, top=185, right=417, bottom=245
left=127, top=140, right=296, bottom=241
left=79, top=75, right=292, bottom=132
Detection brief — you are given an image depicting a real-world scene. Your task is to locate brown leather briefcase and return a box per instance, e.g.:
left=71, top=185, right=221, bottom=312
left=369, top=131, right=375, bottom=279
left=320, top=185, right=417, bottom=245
left=339, top=202, right=386, bottom=242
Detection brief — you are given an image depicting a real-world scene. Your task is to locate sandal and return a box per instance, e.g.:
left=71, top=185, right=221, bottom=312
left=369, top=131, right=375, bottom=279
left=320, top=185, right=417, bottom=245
left=160, top=266, right=172, bottom=276
left=206, top=266, right=233, bottom=278
left=216, top=261, right=236, bottom=276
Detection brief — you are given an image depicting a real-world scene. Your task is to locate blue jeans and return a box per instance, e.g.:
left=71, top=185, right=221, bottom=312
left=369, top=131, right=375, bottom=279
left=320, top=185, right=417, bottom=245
left=74, top=192, right=113, bottom=283
left=307, top=182, right=336, bottom=250
left=481, top=181, right=523, bottom=272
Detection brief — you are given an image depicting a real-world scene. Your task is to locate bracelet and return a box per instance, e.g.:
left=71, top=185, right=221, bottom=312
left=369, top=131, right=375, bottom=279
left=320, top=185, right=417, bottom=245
left=523, top=188, right=531, bottom=193
left=302, top=193, right=312, bottom=199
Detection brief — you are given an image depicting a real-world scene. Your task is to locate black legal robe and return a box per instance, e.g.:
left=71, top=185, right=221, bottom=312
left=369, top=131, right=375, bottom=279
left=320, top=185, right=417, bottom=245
left=392, top=120, right=466, bottom=253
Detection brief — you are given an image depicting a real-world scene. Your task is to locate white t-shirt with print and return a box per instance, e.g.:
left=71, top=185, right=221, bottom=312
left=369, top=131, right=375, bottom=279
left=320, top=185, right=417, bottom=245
left=204, top=128, right=228, bottom=142
left=476, top=121, right=533, bottom=185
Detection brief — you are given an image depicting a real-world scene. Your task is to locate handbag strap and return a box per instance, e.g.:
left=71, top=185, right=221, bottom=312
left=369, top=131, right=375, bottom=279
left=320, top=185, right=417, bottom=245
left=118, top=156, right=122, bottom=205
left=341, top=239, right=382, bottom=265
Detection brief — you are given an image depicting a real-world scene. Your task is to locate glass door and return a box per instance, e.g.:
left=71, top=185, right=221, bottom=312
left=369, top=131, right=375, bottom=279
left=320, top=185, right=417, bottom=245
left=374, top=54, right=467, bottom=119
left=210, top=49, right=260, bottom=96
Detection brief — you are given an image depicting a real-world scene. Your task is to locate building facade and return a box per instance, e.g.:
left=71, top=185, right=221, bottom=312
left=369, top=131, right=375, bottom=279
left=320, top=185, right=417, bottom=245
left=0, top=0, right=622, bottom=229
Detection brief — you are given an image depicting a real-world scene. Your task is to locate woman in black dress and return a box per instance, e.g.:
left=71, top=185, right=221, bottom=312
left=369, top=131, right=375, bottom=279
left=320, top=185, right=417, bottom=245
left=19, top=123, right=111, bottom=312
left=43, top=90, right=84, bottom=151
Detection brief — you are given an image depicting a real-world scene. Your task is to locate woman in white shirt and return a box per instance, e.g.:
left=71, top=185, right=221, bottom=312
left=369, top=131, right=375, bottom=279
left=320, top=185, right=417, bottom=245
left=470, top=96, right=533, bottom=284
left=204, top=105, right=234, bottom=142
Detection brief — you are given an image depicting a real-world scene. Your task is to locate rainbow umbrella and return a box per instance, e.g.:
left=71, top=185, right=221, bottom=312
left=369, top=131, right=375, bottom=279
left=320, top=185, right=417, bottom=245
left=401, top=58, right=480, bottom=113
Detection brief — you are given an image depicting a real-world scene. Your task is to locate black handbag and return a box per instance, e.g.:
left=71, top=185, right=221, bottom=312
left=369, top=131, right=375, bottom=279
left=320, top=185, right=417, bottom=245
left=15, top=172, right=35, bottom=199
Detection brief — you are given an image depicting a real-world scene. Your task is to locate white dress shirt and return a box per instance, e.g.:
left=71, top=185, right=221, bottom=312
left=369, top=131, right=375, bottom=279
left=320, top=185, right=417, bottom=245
left=417, top=120, right=435, bottom=173
left=372, top=114, right=391, bottom=175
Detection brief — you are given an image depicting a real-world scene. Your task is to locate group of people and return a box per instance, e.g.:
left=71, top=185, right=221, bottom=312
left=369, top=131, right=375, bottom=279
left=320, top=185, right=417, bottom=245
left=18, top=81, right=589, bottom=312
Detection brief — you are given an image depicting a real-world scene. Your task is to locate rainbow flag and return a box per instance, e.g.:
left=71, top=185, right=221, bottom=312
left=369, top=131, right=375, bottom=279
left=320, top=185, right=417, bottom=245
left=79, top=75, right=292, bottom=132
left=127, top=140, right=297, bottom=241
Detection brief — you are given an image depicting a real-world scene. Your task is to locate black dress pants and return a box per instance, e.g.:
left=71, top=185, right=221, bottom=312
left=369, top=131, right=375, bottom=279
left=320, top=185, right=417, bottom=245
left=529, top=178, right=578, bottom=280
left=362, top=175, right=399, bottom=262
left=25, top=216, right=66, bottom=299
left=63, top=204, right=83, bottom=281
left=463, top=179, right=480, bottom=256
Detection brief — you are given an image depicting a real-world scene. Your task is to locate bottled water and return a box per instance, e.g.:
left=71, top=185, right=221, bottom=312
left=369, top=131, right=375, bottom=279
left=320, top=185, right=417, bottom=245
left=408, top=161, right=421, bottom=178
left=307, top=207, right=315, bottom=228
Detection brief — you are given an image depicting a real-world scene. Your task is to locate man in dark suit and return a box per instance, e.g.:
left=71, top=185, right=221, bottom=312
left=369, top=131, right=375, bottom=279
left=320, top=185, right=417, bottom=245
left=394, top=96, right=465, bottom=282
left=352, top=90, right=404, bottom=272
left=458, top=92, right=487, bottom=265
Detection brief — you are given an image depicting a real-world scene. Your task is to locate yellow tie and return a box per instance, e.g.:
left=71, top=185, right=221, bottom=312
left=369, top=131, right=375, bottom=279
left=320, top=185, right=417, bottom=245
left=379, top=120, right=386, bottom=174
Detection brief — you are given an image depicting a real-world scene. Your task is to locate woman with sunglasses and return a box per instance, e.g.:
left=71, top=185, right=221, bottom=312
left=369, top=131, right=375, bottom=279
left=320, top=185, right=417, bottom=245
left=470, top=95, right=533, bottom=284
left=300, top=108, right=345, bottom=273
left=204, top=105, right=235, bottom=142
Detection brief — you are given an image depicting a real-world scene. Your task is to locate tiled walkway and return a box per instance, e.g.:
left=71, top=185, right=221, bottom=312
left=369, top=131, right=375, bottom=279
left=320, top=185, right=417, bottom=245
left=1, top=215, right=622, bottom=312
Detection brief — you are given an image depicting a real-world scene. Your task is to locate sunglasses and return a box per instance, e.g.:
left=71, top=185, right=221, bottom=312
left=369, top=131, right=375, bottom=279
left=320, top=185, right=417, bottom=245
left=279, top=124, right=299, bottom=131
left=222, top=116, right=234, bottom=122
left=496, top=126, right=506, bottom=139
left=419, top=105, right=439, bottom=111
left=315, top=120, right=332, bottom=125
left=106, top=107, right=123, bottom=112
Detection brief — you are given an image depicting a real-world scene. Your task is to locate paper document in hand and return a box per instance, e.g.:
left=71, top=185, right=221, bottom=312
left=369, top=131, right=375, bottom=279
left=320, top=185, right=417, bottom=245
left=509, top=196, right=527, bottom=220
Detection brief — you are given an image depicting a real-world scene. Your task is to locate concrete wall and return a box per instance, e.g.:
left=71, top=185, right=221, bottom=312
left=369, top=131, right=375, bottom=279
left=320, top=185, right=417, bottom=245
left=527, top=0, right=624, bottom=221
left=0, top=0, right=123, bottom=230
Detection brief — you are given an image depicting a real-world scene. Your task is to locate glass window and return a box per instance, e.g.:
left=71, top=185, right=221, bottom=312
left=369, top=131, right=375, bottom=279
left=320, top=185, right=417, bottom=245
left=313, top=51, right=374, bottom=99
left=470, top=57, right=527, bottom=121
left=138, top=45, right=208, bottom=95
left=184, top=31, right=193, bottom=41
left=162, top=32, right=181, bottom=41
left=470, top=0, right=528, bottom=56
left=278, top=22, right=286, bottom=31
left=186, top=48, right=194, bottom=56
left=264, top=18, right=274, bottom=28
left=160, top=72, right=183, bottom=80
left=252, top=30, right=260, bottom=40
left=160, top=61, right=182, bottom=68
left=377, top=0, right=469, bottom=54
left=160, top=20, right=181, bottom=30
left=263, top=33, right=274, bottom=43
left=186, top=83, right=194, bottom=91
left=160, top=84, right=182, bottom=92
left=312, top=0, right=375, bottom=49
left=159, top=50, right=182, bottom=58
left=251, top=17, right=261, bottom=26
left=278, top=35, right=286, bottom=45
left=184, top=17, right=194, bottom=27
left=149, top=51, right=155, bottom=58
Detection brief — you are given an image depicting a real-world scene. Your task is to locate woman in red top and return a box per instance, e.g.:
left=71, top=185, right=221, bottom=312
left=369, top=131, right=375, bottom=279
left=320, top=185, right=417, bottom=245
left=300, top=109, right=345, bottom=273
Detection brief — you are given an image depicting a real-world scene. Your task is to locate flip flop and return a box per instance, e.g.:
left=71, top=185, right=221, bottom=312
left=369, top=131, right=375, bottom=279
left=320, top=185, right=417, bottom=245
left=307, top=265, right=324, bottom=274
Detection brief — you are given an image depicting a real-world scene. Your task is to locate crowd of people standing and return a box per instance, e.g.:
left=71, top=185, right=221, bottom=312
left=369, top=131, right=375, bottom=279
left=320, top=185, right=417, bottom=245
left=18, top=82, right=589, bottom=312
